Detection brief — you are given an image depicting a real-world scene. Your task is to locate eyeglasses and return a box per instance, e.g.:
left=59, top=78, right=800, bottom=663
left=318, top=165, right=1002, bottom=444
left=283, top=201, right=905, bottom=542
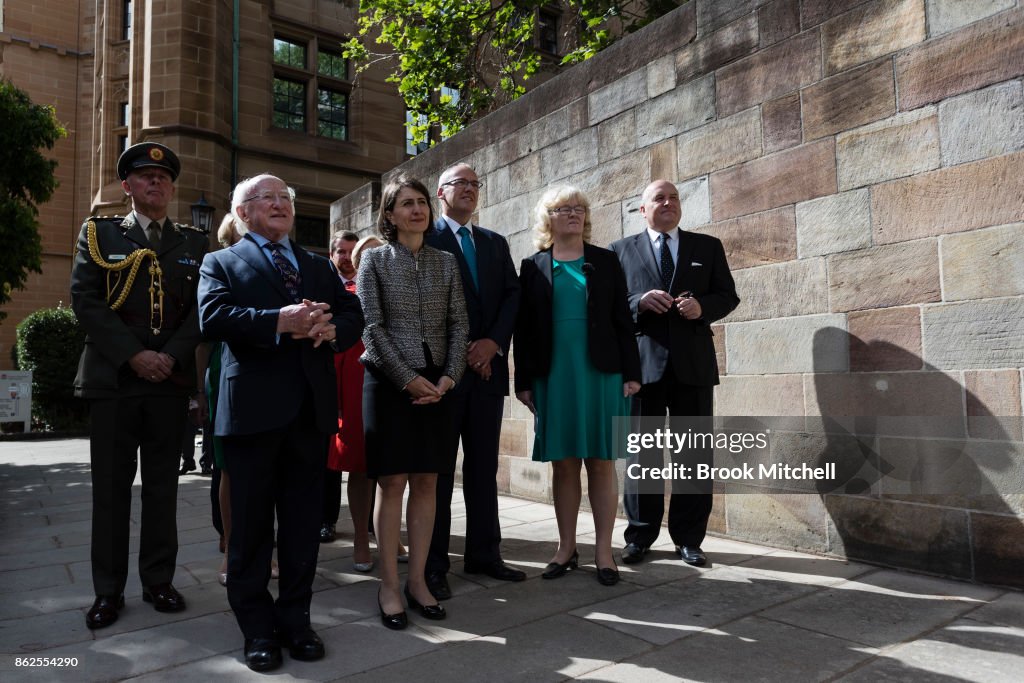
left=442, top=179, right=484, bottom=189
left=242, top=191, right=293, bottom=204
left=549, top=205, right=587, bottom=216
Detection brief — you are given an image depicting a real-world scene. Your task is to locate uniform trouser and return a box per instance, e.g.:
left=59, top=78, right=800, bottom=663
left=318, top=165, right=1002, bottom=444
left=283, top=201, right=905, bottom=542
left=623, top=374, right=714, bottom=549
left=427, top=383, right=504, bottom=574
left=322, top=469, right=342, bottom=526
left=222, top=396, right=327, bottom=640
left=89, top=394, right=186, bottom=596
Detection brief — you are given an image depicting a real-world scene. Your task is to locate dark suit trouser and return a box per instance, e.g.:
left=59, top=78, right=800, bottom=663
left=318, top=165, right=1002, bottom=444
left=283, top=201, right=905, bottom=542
left=222, top=395, right=327, bottom=640
left=322, top=469, right=342, bottom=526
left=89, top=394, right=185, bottom=596
left=427, top=375, right=504, bottom=573
left=624, top=372, right=713, bottom=549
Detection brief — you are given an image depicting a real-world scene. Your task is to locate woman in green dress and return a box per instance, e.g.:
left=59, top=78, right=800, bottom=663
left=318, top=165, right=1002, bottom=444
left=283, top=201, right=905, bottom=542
left=514, top=186, right=641, bottom=586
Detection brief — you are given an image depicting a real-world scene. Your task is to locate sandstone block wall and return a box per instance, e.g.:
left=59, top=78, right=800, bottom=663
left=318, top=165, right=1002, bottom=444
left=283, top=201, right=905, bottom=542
left=332, top=0, right=1024, bottom=587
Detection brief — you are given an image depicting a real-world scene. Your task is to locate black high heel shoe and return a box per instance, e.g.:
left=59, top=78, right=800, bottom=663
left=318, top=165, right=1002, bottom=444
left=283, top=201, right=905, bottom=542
left=378, top=587, right=408, bottom=630
left=596, top=565, right=620, bottom=586
left=404, top=584, right=446, bottom=620
left=541, top=550, right=579, bottom=579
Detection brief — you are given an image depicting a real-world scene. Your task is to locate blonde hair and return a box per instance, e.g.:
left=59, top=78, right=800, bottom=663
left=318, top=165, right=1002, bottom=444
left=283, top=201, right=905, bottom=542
left=531, top=185, right=592, bottom=251
left=351, top=234, right=384, bottom=270
left=216, top=214, right=246, bottom=248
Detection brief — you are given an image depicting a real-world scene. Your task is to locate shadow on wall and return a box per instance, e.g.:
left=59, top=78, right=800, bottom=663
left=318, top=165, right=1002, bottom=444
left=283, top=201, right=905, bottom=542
left=810, top=327, right=1024, bottom=587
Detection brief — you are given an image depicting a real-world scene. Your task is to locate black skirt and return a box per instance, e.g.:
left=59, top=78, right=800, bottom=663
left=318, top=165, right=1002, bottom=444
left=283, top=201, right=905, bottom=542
left=363, top=363, right=455, bottom=478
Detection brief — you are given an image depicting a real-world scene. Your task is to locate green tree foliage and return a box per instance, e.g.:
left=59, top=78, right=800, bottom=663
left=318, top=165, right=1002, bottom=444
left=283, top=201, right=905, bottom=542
left=344, top=0, right=680, bottom=145
left=15, top=306, right=88, bottom=431
left=0, top=80, right=67, bottom=322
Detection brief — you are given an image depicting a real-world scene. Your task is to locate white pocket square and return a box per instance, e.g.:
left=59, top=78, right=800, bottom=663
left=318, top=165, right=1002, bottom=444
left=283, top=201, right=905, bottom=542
left=691, top=261, right=702, bottom=266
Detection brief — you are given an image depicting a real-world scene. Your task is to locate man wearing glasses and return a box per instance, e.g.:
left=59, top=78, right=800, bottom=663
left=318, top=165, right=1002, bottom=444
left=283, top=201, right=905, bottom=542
left=198, top=174, right=363, bottom=671
left=425, top=163, right=523, bottom=599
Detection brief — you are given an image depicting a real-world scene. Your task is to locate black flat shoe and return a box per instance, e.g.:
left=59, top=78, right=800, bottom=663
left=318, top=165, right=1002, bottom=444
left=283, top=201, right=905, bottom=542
left=281, top=627, right=325, bottom=661
left=678, top=546, right=707, bottom=566
left=404, top=584, right=446, bottom=620
left=541, top=550, right=579, bottom=579
left=621, top=542, right=649, bottom=564
left=597, top=566, right=620, bottom=586
left=244, top=637, right=282, bottom=672
left=85, top=594, right=124, bottom=629
left=378, top=588, right=408, bottom=630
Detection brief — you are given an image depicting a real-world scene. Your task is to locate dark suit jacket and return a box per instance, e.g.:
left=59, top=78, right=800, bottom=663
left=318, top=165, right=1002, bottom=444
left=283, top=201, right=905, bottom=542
left=426, top=220, right=520, bottom=396
left=609, top=230, right=739, bottom=386
left=197, top=233, right=364, bottom=436
left=514, top=244, right=641, bottom=393
left=71, top=213, right=209, bottom=398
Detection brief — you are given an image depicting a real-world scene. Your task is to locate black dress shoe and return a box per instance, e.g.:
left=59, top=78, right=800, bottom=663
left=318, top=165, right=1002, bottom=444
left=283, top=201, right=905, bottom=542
left=678, top=546, right=707, bottom=566
left=178, top=459, right=196, bottom=476
left=378, top=589, right=408, bottom=630
left=464, top=559, right=526, bottom=582
left=597, top=566, right=620, bottom=586
left=404, top=584, right=446, bottom=620
left=85, top=594, right=124, bottom=629
left=319, top=523, right=336, bottom=543
left=541, top=550, right=579, bottom=579
left=244, top=637, right=282, bottom=672
left=281, top=627, right=325, bottom=661
left=142, top=583, right=186, bottom=612
left=425, top=570, right=452, bottom=600
left=621, top=543, right=649, bottom=564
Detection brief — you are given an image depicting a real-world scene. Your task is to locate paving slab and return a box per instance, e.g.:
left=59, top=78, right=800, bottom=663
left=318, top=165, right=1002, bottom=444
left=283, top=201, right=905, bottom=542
left=759, top=569, right=1001, bottom=648
left=1, top=438, right=1021, bottom=682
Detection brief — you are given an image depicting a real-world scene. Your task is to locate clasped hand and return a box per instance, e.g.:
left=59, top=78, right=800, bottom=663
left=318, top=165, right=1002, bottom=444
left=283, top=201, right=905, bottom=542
left=639, top=289, right=702, bottom=320
left=278, top=299, right=336, bottom=347
left=129, top=350, right=175, bottom=382
left=406, top=375, right=454, bottom=405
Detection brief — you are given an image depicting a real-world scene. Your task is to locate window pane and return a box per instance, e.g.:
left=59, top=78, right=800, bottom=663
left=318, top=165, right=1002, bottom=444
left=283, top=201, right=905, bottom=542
left=273, top=38, right=306, bottom=68
left=119, top=102, right=129, bottom=127
left=538, top=11, right=559, bottom=54
left=317, top=51, right=347, bottom=79
left=295, top=216, right=329, bottom=249
left=273, top=78, right=306, bottom=131
left=317, top=89, right=347, bottom=140
left=123, top=0, right=133, bottom=40
left=405, top=110, right=429, bottom=156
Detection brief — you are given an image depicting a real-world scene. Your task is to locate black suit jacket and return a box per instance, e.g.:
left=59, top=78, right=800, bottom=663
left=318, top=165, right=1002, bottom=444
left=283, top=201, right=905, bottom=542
left=609, top=230, right=739, bottom=386
left=427, top=220, right=520, bottom=396
left=197, top=233, right=364, bottom=436
left=514, top=244, right=641, bottom=393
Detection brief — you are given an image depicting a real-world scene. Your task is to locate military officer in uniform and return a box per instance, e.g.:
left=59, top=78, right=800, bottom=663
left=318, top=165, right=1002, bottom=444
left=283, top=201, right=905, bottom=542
left=71, top=142, right=209, bottom=629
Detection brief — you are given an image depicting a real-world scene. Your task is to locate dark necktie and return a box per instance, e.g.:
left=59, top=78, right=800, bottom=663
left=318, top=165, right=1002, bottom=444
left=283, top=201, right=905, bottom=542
left=458, top=225, right=479, bottom=290
left=658, top=234, right=674, bottom=291
left=266, top=242, right=302, bottom=303
left=146, top=220, right=162, bottom=248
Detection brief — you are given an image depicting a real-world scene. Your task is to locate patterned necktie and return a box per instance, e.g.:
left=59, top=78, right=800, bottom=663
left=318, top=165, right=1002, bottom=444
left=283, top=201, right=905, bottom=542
left=458, top=225, right=479, bottom=290
left=658, top=233, right=674, bottom=291
left=266, top=242, right=302, bottom=303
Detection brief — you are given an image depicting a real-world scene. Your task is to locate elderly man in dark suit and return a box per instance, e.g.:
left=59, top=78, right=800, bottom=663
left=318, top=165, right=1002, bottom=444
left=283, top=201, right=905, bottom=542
left=71, top=142, right=208, bottom=630
left=610, top=179, right=739, bottom=567
left=198, top=174, right=363, bottom=672
left=424, top=163, right=523, bottom=599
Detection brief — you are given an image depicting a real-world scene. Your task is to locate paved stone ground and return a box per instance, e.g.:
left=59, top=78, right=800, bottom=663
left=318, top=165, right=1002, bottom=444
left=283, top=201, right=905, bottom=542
left=1, top=438, right=1021, bottom=682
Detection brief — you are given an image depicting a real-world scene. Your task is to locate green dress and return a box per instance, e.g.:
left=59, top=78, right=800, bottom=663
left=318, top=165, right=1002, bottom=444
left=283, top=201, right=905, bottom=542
left=532, top=257, right=630, bottom=462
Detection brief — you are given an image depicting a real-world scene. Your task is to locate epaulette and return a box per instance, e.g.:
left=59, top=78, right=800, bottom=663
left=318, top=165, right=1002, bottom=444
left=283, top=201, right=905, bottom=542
left=175, top=223, right=207, bottom=235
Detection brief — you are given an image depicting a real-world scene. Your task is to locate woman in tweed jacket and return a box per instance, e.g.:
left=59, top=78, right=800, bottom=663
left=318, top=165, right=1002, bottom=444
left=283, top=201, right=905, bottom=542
left=358, top=174, right=468, bottom=629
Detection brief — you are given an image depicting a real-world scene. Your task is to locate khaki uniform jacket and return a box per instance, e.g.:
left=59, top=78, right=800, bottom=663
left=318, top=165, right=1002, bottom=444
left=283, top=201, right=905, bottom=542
left=71, top=213, right=209, bottom=398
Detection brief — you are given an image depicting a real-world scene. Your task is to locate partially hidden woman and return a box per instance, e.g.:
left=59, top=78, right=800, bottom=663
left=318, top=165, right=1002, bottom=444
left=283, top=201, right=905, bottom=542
left=326, top=234, right=383, bottom=572
left=358, top=175, right=468, bottom=629
left=514, top=185, right=641, bottom=586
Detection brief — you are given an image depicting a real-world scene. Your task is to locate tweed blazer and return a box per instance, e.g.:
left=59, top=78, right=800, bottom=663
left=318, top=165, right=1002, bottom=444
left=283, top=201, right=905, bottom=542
left=357, top=241, right=469, bottom=389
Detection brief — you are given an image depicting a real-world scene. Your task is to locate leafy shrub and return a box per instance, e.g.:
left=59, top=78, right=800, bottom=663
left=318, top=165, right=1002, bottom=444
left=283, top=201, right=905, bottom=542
left=15, top=305, right=87, bottom=430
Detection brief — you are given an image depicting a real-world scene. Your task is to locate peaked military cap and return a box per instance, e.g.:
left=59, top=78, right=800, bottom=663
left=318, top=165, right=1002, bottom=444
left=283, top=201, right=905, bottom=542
left=117, top=142, right=181, bottom=181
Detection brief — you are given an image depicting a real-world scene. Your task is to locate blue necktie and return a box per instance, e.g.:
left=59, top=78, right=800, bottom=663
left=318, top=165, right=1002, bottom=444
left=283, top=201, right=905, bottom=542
left=658, top=234, right=674, bottom=291
left=458, top=226, right=479, bottom=290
